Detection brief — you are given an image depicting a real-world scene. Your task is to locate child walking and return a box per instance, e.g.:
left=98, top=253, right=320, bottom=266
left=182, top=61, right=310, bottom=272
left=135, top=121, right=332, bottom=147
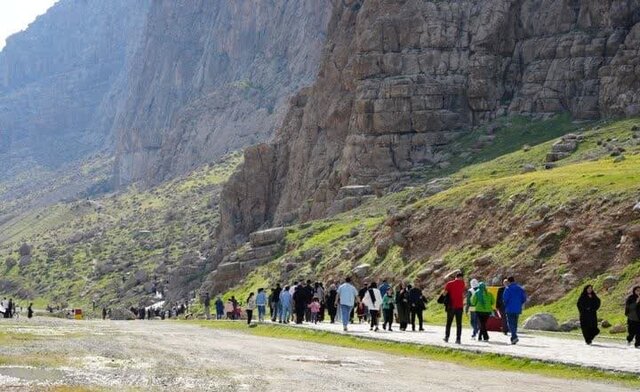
left=308, top=297, right=321, bottom=324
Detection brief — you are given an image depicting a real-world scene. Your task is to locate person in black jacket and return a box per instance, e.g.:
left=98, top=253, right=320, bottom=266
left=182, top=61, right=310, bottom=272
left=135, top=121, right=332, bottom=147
left=495, top=278, right=509, bottom=335
left=326, top=284, right=338, bottom=323
left=395, top=283, right=410, bottom=331
left=577, top=285, right=600, bottom=345
left=409, top=283, right=426, bottom=331
left=625, top=286, right=640, bottom=348
left=270, top=283, right=282, bottom=322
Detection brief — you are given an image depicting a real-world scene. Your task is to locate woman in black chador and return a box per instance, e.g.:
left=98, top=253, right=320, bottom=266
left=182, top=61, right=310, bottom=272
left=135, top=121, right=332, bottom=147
left=577, top=284, right=600, bottom=345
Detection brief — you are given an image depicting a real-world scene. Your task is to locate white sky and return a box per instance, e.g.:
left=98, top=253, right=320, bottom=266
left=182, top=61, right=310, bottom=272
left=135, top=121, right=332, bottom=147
left=0, top=0, right=59, bottom=50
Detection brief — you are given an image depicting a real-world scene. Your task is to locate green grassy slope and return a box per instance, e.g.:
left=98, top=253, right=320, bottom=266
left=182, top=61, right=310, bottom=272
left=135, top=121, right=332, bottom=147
left=226, top=116, right=640, bottom=331
left=0, top=153, right=243, bottom=309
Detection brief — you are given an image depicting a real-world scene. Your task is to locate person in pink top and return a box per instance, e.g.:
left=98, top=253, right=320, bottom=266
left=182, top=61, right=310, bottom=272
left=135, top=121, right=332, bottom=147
left=442, top=271, right=466, bottom=344
left=308, top=297, right=321, bottom=324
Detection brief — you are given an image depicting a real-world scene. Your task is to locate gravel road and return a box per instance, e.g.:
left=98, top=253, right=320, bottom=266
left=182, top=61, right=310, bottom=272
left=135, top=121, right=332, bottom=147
left=0, top=318, right=632, bottom=391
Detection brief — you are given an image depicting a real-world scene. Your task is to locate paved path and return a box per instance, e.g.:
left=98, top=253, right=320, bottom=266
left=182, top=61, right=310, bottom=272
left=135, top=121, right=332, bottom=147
left=1, top=319, right=632, bottom=391
left=280, top=320, right=639, bottom=374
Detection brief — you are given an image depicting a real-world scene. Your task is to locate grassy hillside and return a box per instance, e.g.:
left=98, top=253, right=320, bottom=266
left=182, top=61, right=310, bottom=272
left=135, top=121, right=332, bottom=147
left=225, top=116, right=640, bottom=331
left=0, top=152, right=243, bottom=310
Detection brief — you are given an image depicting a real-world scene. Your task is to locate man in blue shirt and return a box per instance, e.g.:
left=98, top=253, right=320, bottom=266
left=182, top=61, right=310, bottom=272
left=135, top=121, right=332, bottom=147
left=336, top=277, right=359, bottom=331
left=502, top=276, right=527, bottom=344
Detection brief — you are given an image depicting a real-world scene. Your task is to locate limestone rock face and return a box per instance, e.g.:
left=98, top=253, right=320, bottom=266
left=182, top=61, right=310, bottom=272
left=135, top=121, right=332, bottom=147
left=112, top=0, right=331, bottom=186
left=0, top=0, right=150, bottom=179
left=218, top=0, right=640, bottom=248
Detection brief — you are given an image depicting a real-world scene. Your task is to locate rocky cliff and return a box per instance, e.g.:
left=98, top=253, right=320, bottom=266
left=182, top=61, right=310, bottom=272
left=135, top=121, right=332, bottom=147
left=218, top=0, right=640, bottom=250
left=112, top=0, right=331, bottom=186
left=0, top=0, right=150, bottom=179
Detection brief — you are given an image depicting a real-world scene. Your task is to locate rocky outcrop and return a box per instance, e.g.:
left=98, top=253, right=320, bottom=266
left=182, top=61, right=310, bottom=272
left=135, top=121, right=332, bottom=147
left=0, top=0, right=150, bottom=179
left=218, top=0, right=640, bottom=249
left=206, top=227, right=286, bottom=293
left=112, top=1, right=331, bottom=186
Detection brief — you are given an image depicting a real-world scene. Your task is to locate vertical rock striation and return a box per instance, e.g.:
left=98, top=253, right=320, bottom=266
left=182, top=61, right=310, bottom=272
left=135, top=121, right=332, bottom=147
left=112, top=0, right=331, bottom=186
left=218, top=0, right=640, bottom=251
left=0, top=0, right=150, bottom=179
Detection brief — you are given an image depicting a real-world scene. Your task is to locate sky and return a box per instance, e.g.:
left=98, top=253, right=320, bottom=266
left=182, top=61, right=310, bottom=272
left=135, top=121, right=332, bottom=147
left=0, top=0, right=59, bottom=50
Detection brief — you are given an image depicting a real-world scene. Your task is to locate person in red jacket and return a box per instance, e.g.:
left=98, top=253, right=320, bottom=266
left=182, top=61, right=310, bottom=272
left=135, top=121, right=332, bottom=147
left=442, top=272, right=466, bottom=344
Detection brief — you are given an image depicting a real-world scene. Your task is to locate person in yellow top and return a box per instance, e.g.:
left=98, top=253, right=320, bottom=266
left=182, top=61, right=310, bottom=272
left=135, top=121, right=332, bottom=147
left=471, top=282, right=495, bottom=342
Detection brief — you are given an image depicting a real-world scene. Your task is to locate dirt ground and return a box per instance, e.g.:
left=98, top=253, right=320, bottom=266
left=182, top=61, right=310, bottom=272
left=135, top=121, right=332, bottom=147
left=0, top=318, right=632, bottom=391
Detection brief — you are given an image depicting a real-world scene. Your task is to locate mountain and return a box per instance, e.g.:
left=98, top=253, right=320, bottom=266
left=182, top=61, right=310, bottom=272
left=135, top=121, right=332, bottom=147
left=217, top=0, right=640, bottom=252
left=0, top=0, right=150, bottom=180
left=111, top=0, right=331, bottom=186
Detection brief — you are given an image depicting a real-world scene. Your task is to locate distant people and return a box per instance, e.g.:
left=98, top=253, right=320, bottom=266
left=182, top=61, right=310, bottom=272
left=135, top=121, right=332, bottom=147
left=225, top=298, right=235, bottom=319
left=471, top=282, right=495, bottom=342
left=270, top=284, right=282, bottom=322
left=314, top=282, right=325, bottom=321
left=215, top=296, right=224, bottom=320
left=308, top=297, right=321, bottom=324
left=496, top=278, right=509, bottom=335
left=382, top=287, right=394, bottom=331
left=625, top=286, right=640, bottom=348
left=408, top=283, right=426, bottom=332
left=293, top=282, right=308, bottom=324
left=326, top=284, right=337, bottom=324
left=27, top=303, right=34, bottom=319
left=503, top=276, right=527, bottom=345
left=7, top=298, right=13, bottom=318
left=336, top=277, right=359, bottom=332
left=102, top=307, right=107, bottom=320
left=577, top=285, right=600, bottom=345
left=363, top=281, right=382, bottom=331
left=442, top=272, right=466, bottom=344
left=378, top=279, right=390, bottom=301
left=256, top=288, right=267, bottom=322
left=395, top=283, right=410, bottom=331
left=279, top=285, right=292, bottom=323
left=245, top=292, right=256, bottom=325
left=466, top=279, right=479, bottom=339
left=203, top=292, right=211, bottom=320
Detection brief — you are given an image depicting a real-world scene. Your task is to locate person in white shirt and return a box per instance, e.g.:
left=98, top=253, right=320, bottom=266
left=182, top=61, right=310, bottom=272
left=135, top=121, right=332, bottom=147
left=335, top=277, right=359, bottom=331
left=362, top=282, right=383, bottom=331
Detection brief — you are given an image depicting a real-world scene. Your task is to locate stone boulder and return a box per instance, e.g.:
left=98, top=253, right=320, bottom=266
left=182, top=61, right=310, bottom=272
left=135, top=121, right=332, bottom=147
left=109, top=308, right=136, bottom=320
left=249, top=227, right=285, bottom=247
left=559, top=319, right=580, bottom=332
left=352, top=264, right=371, bottom=278
left=602, top=275, right=619, bottom=290
left=609, top=324, right=626, bottom=334
left=523, top=313, right=559, bottom=331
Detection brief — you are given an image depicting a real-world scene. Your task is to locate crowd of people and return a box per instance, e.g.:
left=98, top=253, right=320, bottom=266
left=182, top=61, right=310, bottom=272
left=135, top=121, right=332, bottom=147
left=203, top=274, right=640, bottom=348
left=0, top=298, right=33, bottom=319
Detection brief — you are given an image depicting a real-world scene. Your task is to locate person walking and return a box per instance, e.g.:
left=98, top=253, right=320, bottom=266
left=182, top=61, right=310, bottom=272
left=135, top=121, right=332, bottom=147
left=442, top=272, right=466, bottom=344
left=293, top=282, right=308, bottom=324
left=363, top=282, right=383, bottom=331
left=625, top=286, right=640, bottom=348
left=270, top=283, right=282, bottom=322
left=326, top=284, right=338, bottom=323
left=27, top=303, right=34, bottom=319
left=496, top=278, right=509, bottom=335
left=395, top=283, right=410, bottom=331
left=203, top=292, right=211, bottom=320
left=465, top=278, right=479, bottom=339
left=577, top=284, right=600, bottom=345
left=503, top=276, right=527, bottom=345
left=409, top=283, right=426, bottom=331
left=471, top=282, right=495, bottom=342
left=378, top=279, right=390, bottom=300
left=215, top=295, right=224, bottom=320
left=279, top=286, right=292, bottom=323
left=382, top=287, right=395, bottom=331
left=245, top=293, right=256, bottom=325
left=308, top=297, right=321, bottom=324
left=256, top=288, right=268, bottom=322
left=336, top=277, right=359, bottom=332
